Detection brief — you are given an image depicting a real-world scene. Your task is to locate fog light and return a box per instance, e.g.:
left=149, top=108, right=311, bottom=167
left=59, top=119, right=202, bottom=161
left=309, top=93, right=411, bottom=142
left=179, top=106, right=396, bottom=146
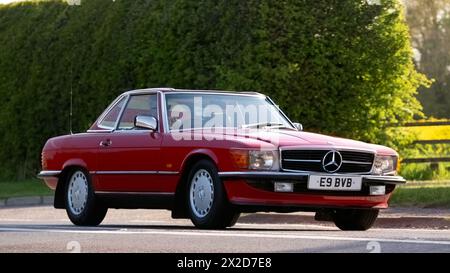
left=370, top=186, right=385, bottom=195
left=274, top=182, right=294, bottom=192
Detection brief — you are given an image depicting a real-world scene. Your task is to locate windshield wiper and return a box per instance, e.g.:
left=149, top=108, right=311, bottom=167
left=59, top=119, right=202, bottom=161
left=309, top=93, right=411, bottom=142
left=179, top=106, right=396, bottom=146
left=271, top=125, right=298, bottom=131
left=242, top=122, right=298, bottom=131
left=242, top=122, right=285, bottom=129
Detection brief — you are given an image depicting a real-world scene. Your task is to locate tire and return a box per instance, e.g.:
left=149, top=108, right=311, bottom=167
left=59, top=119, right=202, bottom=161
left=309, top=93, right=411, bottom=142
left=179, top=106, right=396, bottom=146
left=187, top=160, right=240, bottom=229
left=65, top=169, right=108, bottom=226
left=333, top=209, right=379, bottom=231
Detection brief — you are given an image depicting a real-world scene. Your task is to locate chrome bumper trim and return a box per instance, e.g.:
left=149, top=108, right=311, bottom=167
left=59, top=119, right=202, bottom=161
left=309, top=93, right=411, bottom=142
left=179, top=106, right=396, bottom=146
left=38, top=170, right=180, bottom=179
left=92, top=171, right=179, bottom=175
left=37, top=170, right=62, bottom=178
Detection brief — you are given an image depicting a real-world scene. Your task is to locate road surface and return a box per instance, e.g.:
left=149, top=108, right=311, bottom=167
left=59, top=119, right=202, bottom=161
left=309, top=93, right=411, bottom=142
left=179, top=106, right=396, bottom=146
left=0, top=206, right=449, bottom=253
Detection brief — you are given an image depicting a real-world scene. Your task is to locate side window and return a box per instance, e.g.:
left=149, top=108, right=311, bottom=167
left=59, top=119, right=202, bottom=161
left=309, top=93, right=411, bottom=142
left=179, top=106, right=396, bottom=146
left=118, top=94, right=158, bottom=130
left=98, top=96, right=126, bottom=129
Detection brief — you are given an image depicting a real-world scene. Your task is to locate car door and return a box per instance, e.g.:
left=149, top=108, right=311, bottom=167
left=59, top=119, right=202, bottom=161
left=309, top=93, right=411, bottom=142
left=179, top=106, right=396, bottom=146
left=95, top=93, right=164, bottom=192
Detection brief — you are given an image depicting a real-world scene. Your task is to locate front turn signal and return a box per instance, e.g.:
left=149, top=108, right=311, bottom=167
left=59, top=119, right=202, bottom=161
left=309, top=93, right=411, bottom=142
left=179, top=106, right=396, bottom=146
left=230, top=150, right=249, bottom=169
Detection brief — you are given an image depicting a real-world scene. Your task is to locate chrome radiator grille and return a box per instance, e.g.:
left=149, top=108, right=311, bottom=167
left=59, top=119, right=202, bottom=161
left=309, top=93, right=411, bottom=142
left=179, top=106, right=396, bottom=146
left=280, top=149, right=374, bottom=174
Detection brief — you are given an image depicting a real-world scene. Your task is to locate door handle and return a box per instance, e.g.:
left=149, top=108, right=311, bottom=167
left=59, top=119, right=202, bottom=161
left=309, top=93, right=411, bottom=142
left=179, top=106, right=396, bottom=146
left=99, top=139, right=112, bottom=147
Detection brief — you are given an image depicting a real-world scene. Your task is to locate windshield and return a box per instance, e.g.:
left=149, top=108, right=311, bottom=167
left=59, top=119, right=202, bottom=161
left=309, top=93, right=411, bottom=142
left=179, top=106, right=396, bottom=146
left=165, top=93, right=294, bottom=131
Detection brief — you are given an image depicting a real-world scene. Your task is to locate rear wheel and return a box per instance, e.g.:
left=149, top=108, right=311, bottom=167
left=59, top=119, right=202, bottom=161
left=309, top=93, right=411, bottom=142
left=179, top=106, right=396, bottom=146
left=333, top=209, right=379, bottom=231
left=65, top=169, right=108, bottom=226
left=187, top=160, right=240, bottom=229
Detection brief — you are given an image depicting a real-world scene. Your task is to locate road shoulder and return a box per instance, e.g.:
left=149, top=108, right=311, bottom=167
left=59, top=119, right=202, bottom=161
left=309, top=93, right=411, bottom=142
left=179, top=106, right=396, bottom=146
left=0, top=196, right=448, bottom=229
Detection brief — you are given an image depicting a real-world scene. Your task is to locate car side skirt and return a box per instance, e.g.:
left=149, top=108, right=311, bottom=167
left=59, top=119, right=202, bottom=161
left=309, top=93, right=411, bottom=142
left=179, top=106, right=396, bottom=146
left=95, top=191, right=175, bottom=209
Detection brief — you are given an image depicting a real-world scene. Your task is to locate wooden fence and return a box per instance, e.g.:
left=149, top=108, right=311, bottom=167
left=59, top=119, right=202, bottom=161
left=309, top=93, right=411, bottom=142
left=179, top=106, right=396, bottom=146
left=401, top=121, right=450, bottom=165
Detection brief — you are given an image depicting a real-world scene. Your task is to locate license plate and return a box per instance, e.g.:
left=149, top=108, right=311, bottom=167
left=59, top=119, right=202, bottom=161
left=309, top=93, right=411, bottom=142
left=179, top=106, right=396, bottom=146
left=308, top=175, right=362, bottom=191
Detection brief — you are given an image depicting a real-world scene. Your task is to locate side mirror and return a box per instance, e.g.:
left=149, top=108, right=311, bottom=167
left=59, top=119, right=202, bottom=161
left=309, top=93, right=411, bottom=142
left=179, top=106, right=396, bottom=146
left=293, top=122, right=303, bottom=131
left=135, top=115, right=158, bottom=131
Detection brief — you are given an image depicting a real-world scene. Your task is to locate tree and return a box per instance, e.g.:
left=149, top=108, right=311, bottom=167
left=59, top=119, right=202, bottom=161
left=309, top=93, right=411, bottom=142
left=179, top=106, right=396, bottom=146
left=0, top=0, right=428, bottom=180
left=405, top=0, right=450, bottom=118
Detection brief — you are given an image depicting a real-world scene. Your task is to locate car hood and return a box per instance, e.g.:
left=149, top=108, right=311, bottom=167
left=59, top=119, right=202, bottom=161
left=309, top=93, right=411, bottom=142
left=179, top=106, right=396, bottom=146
left=197, top=128, right=397, bottom=155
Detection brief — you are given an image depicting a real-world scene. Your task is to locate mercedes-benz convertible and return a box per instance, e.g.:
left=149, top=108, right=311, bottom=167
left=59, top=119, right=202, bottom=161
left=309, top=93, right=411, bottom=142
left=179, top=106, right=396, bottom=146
left=38, top=88, right=405, bottom=230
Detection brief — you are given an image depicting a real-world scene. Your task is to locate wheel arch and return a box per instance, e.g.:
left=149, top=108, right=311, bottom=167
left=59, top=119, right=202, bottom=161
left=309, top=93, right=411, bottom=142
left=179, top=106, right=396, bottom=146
left=171, top=151, right=218, bottom=219
left=54, top=162, right=90, bottom=209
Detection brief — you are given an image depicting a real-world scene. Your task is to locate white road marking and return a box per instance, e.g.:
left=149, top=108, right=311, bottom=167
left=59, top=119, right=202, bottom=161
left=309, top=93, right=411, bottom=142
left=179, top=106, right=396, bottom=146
left=238, top=223, right=450, bottom=234
left=0, top=226, right=450, bottom=246
left=1, top=218, right=449, bottom=233
left=0, top=219, right=68, bottom=222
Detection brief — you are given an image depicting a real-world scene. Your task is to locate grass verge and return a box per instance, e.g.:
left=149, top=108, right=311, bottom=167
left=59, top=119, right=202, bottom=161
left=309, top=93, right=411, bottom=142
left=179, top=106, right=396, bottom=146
left=399, top=162, right=450, bottom=181
left=390, top=182, right=450, bottom=208
left=0, top=179, right=53, bottom=200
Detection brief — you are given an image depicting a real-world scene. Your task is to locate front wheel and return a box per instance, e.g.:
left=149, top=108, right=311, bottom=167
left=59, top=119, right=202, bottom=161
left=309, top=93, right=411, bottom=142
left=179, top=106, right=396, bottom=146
left=65, top=169, right=108, bottom=226
left=187, top=160, right=240, bottom=229
left=333, top=209, right=379, bottom=231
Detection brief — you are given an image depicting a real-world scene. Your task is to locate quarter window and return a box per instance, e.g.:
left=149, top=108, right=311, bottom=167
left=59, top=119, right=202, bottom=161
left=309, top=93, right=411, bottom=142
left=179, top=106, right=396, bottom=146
left=98, top=96, right=126, bottom=129
left=118, top=94, right=158, bottom=130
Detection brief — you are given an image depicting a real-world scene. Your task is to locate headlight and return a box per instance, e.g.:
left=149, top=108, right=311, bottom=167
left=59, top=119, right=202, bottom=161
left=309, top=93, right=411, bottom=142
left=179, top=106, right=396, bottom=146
left=372, top=156, right=397, bottom=175
left=230, top=150, right=279, bottom=170
left=249, top=150, right=279, bottom=170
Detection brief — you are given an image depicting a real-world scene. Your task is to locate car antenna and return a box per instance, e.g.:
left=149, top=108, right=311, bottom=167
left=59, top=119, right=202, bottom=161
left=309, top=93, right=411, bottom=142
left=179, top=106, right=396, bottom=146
left=69, top=62, right=73, bottom=135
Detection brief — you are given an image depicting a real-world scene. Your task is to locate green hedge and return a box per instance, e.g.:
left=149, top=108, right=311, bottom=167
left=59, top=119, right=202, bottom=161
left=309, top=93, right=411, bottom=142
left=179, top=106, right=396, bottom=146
left=0, top=0, right=428, bottom=180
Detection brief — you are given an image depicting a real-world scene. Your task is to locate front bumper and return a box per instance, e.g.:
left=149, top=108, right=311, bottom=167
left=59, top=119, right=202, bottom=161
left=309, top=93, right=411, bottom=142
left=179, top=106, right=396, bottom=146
left=37, top=170, right=61, bottom=179
left=219, top=171, right=406, bottom=185
left=37, top=170, right=61, bottom=190
left=219, top=171, right=405, bottom=209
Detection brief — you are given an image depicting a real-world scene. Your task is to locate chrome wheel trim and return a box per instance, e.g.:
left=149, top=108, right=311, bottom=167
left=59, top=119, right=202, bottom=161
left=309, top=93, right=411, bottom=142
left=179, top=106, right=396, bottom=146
left=67, top=171, right=89, bottom=216
left=189, top=169, right=214, bottom=218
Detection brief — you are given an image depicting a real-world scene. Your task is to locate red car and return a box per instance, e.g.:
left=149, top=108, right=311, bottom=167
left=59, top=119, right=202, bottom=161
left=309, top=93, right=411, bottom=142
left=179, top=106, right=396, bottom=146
left=38, top=88, right=405, bottom=230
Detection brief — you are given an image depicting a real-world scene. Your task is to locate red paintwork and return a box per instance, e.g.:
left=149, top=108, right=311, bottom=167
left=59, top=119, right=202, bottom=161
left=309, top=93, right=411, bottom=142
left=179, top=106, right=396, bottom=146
left=225, top=180, right=391, bottom=209
left=40, top=89, right=399, bottom=210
